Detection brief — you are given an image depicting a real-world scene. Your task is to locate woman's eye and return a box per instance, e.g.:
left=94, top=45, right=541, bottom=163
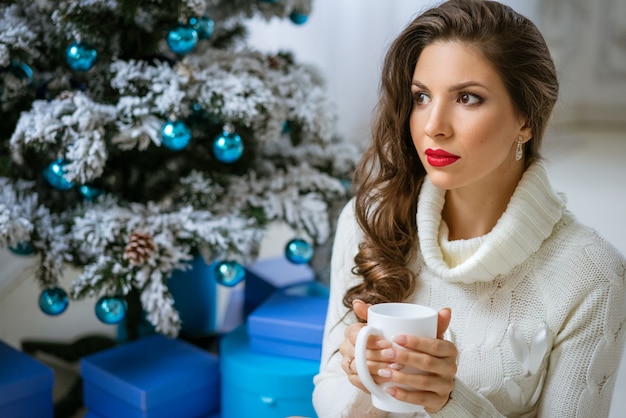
left=413, top=92, right=430, bottom=105
left=458, top=92, right=482, bottom=105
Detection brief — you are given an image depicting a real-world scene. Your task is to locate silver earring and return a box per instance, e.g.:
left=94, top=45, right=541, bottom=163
left=515, top=135, right=523, bottom=161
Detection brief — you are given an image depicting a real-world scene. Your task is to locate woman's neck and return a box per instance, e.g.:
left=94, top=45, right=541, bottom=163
left=442, top=166, right=524, bottom=241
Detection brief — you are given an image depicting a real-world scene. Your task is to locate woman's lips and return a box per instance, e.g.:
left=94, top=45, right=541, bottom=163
left=425, top=148, right=460, bottom=167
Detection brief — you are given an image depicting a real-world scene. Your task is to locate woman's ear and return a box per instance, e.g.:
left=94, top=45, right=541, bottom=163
left=519, top=118, right=532, bottom=142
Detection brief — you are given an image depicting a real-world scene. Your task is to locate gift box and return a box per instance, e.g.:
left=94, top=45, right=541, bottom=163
left=244, top=256, right=315, bottom=316
left=168, top=255, right=245, bottom=336
left=80, top=334, right=220, bottom=418
left=220, top=326, right=319, bottom=418
left=247, top=282, right=329, bottom=361
left=84, top=409, right=221, bottom=418
left=0, top=340, right=54, bottom=418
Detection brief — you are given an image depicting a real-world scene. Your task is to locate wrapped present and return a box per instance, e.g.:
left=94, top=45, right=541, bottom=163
left=0, top=340, right=54, bottom=418
left=247, top=282, right=329, bottom=361
left=244, top=256, right=315, bottom=316
left=81, top=334, right=220, bottom=418
left=169, top=255, right=245, bottom=336
left=84, top=409, right=221, bottom=418
left=220, top=326, right=319, bottom=418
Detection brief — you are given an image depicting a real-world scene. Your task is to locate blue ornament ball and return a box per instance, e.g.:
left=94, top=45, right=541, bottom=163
left=43, top=159, right=74, bottom=190
left=282, top=120, right=293, bottom=134
left=95, top=295, right=127, bottom=324
left=285, top=238, right=314, bottom=264
left=289, top=11, right=309, bottom=25
left=161, top=120, right=191, bottom=150
left=7, top=61, right=33, bottom=82
left=9, top=241, right=35, bottom=256
left=39, top=287, right=69, bottom=316
left=213, top=130, right=243, bottom=163
left=214, top=260, right=246, bottom=287
left=65, top=42, right=97, bottom=72
left=79, top=184, right=103, bottom=201
left=189, top=15, right=215, bottom=39
left=167, top=24, right=198, bottom=55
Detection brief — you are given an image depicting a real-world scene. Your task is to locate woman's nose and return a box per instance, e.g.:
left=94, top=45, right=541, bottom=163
left=423, top=101, right=452, bottom=139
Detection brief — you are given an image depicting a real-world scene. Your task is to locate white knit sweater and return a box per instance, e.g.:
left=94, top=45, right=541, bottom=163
left=313, top=161, right=626, bottom=418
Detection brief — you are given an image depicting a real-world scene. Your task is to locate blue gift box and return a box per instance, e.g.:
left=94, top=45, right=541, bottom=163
left=247, top=282, right=329, bottom=361
left=168, top=255, right=245, bottom=336
left=0, top=340, right=54, bottom=418
left=244, top=256, right=315, bottom=316
left=220, top=326, right=319, bottom=418
left=80, top=334, right=220, bottom=418
left=85, top=409, right=221, bottom=418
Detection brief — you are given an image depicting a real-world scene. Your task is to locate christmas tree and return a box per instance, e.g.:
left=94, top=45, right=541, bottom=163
left=0, top=0, right=358, bottom=337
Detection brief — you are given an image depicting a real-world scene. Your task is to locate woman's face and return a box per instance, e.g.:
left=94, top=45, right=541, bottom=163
left=409, top=41, right=530, bottom=193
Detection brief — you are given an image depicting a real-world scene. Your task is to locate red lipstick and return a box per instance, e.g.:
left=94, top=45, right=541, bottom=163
left=425, top=148, right=460, bottom=167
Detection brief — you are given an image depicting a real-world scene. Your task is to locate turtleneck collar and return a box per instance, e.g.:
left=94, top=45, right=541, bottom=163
left=416, top=161, right=565, bottom=284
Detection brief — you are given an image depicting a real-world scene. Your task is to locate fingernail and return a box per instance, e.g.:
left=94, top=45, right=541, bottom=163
left=376, top=339, right=390, bottom=348
left=381, top=348, right=395, bottom=358
left=377, top=368, right=392, bottom=378
left=388, top=363, right=404, bottom=370
left=393, top=335, right=407, bottom=345
left=385, top=386, right=398, bottom=397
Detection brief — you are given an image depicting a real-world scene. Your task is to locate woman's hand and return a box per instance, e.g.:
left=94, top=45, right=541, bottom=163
left=340, top=301, right=458, bottom=413
left=339, top=300, right=392, bottom=393
left=380, top=308, right=457, bottom=413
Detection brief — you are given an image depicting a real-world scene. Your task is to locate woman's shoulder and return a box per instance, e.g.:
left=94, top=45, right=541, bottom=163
left=544, top=211, right=625, bottom=286
left=338, top=197, right=356, bottom=220
left=335, top=198, right=357, bottom=233
left=333, top=198, right=361, bottom=246
left=536, top=212, right=626, bottom=341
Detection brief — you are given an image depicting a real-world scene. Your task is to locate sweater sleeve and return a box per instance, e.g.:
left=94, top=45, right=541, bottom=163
left=312, top=201, right=387, bottom=418
left=430, top=379, right=505, bottom=418
left=535, top=239, right=626, bottom=417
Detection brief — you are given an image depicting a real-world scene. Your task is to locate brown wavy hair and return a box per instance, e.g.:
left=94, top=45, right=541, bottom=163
left=343, top=0, right=559, bottom=310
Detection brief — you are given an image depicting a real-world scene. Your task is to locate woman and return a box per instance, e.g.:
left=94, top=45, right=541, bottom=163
left=312, top=0, right=626, bottom=417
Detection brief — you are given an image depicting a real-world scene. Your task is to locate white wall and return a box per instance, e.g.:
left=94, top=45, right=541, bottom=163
left=538, top=0, right=626, bottom=124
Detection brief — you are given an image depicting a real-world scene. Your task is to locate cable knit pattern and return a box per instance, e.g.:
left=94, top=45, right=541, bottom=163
left=313, top=161, right=626, bottom=418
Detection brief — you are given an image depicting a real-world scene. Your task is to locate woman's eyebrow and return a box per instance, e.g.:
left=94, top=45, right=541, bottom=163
left=411, top=80, right=489, bottom=92
left=411, top=80, right=428, bottom=90
left=448, top=81, right=489, bottom=92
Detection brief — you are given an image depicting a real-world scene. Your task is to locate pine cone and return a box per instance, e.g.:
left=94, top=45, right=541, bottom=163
left=267, top=55, right=282, bottom=70
left=56, top=90, right=75, bottom=101
left=123, top=232, right=156, bottom=266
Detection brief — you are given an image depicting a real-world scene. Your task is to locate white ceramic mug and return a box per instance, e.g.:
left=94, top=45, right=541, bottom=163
left=354, top=303, right=438, bottom=413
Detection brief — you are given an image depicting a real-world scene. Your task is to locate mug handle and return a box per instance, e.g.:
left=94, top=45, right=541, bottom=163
left=354, top=325, right=388, bottom=400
